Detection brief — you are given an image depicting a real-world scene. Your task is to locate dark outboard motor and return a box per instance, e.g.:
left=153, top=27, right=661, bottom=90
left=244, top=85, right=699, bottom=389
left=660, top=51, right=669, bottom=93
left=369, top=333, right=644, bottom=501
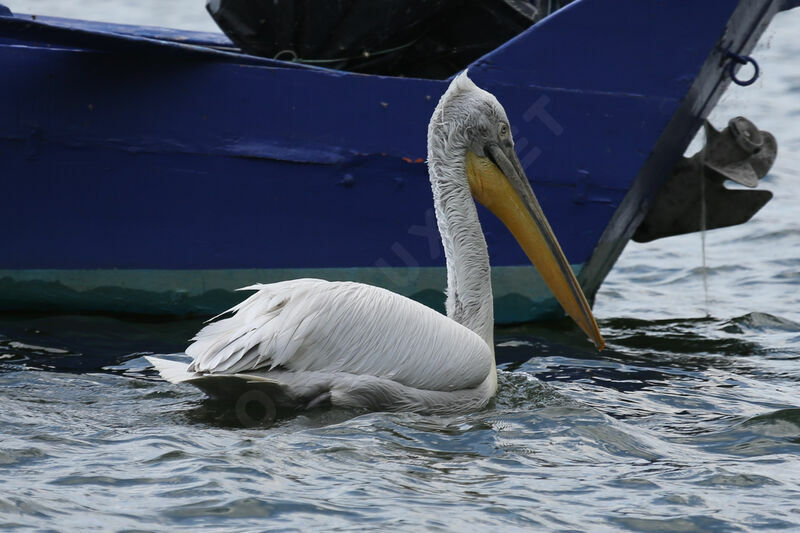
left=206, top=0, right=563, bottom=78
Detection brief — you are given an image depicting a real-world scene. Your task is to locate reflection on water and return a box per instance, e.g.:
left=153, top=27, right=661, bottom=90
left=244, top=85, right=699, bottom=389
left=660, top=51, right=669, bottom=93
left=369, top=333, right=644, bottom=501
left=1, top=2, right=800, bottom=532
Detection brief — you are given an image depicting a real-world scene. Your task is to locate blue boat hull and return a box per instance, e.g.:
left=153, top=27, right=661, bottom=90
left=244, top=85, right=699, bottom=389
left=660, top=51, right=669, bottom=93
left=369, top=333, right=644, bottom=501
left=0, top=0, right=794, bottom=320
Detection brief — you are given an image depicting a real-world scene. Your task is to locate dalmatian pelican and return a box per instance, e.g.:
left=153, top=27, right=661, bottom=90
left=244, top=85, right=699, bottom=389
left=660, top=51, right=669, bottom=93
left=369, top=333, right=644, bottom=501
left=147, top=72, right=604, bottom=414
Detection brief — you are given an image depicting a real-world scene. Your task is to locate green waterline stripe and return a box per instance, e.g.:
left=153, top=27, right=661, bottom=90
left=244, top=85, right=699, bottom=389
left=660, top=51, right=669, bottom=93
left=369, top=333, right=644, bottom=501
left=0, top=265, right=583, bottom=322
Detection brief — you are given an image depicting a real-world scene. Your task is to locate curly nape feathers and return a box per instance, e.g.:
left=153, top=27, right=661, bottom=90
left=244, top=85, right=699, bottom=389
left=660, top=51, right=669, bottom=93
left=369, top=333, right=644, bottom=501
left=426, top=71, right=496, bottom=346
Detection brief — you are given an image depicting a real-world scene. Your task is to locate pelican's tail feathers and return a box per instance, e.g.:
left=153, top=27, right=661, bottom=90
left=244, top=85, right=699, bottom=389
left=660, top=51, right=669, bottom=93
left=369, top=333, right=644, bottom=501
left=146, top=355, right=303, bottom=412
left=146, top=356, right=198, bottom=384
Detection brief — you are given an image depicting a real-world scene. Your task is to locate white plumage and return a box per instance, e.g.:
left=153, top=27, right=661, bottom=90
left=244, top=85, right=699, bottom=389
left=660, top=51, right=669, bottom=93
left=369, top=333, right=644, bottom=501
left=149, top=278, right=495, bottom=413
left=187, top=281, right=491, bottom=388
left=147, top=72, right=602, bottom=415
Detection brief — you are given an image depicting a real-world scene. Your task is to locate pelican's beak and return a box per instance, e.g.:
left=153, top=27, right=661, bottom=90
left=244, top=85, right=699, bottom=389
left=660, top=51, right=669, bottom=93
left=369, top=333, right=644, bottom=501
left=466, top=145, right=605, bottom=350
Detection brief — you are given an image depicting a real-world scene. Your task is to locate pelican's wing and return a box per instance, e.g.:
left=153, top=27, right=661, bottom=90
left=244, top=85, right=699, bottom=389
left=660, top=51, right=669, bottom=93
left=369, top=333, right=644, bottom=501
left=186, top=279, right=492, bottom=392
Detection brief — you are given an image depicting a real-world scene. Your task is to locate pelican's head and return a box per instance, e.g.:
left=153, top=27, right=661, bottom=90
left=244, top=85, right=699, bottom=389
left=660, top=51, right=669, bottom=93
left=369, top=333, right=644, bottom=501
left=429, top=72, right=605, bottom=350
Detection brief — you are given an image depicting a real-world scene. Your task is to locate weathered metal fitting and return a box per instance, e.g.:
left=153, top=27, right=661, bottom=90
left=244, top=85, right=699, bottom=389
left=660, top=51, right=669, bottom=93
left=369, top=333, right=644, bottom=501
left=725, top=50, right=760, bottom=86
left=703, top=117, right=776, bottom=187
left=633, top=116, right=776, bottom=243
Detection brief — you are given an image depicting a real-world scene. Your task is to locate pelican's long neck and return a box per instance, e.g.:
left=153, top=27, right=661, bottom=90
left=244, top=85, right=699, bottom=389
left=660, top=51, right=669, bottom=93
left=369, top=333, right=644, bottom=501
left=428, top=144, right=494, bottom=347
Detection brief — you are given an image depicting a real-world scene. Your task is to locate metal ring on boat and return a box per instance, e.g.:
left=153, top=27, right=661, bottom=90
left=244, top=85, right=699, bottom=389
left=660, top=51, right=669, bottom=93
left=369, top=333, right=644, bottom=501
left=725, top=51, right=759, bottom=86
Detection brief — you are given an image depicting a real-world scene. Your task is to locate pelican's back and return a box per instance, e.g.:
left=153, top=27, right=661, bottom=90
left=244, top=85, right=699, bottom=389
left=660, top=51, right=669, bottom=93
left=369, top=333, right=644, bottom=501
left=186, top=279, right=492, bottom=394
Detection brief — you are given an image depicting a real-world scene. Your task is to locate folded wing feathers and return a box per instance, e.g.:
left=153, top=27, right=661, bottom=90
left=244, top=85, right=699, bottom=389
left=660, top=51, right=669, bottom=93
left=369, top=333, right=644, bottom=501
left=185, top=279, right=492, bottom=391
left=187, top=280, right=322, bottom=373
left=187, top=287, right=286, bottom=373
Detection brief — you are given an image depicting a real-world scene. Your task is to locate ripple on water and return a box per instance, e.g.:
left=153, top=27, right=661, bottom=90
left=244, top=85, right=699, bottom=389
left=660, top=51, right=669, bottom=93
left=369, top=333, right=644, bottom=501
left=609, top=515, right=743, bottom=533
left=696, top=469, right=781, bottom=488
left=0, top=446, right=49, bottom=468
left=722, top=312, right=800, bottom=333
left=681, top=408, right=800, bottom=457
left=162, top=496, right=362, bottom=523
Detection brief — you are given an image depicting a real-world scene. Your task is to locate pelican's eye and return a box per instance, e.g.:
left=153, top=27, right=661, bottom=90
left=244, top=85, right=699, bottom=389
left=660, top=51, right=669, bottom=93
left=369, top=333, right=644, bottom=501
left=499, top=123, right=509, bottom=137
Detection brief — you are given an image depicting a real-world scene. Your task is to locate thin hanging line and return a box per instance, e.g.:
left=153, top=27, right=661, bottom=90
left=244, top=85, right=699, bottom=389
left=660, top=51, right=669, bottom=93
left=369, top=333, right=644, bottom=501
left=698, top=127, right=710, bottom=317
